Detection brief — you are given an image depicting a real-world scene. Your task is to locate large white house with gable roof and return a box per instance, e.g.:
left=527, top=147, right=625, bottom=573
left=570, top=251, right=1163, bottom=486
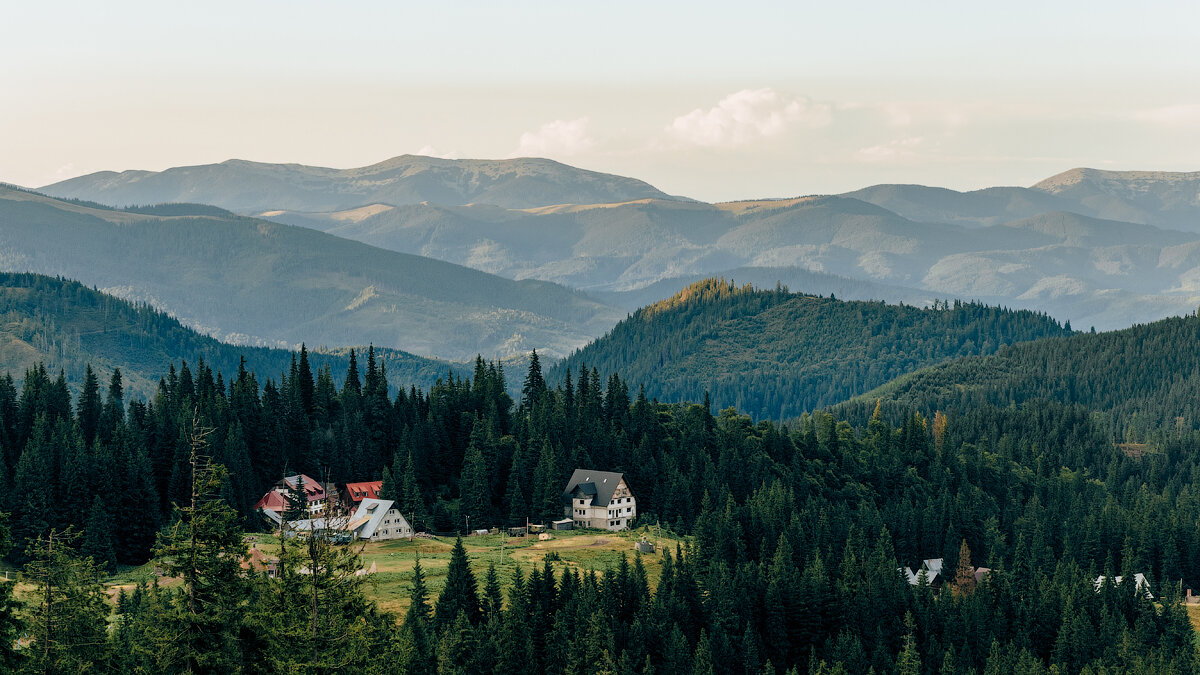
left=562, top=469, right=636, bottom=531
left=347, top=498, right=413, bottom=541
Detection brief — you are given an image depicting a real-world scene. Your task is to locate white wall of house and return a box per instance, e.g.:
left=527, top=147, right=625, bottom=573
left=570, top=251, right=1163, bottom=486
left=368, top=508, right=413, bottom=540
left=566, top=479, right=636, bottom=531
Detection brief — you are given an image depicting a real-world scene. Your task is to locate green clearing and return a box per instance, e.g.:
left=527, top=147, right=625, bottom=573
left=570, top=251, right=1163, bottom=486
left=89, top=526, right=684, bottom=619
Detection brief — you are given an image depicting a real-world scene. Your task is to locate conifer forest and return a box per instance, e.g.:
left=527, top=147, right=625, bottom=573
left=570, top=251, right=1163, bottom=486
left=1, top=331, right=1199, bottom=674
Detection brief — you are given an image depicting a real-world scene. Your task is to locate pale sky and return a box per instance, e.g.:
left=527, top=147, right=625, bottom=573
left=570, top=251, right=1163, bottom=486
left=3, top=1, right=1199, bottom=201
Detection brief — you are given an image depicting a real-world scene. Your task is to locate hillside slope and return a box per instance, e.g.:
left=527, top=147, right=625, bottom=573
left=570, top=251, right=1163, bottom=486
left=549, top=279, right=1070, bottom=419
left=38, top=155, right=674, bottom=212
left=0, top=185, right=622, bottom=360
left=852, top=311, right=1200, bottom=435
left=0, top=273, right=466, bottom=399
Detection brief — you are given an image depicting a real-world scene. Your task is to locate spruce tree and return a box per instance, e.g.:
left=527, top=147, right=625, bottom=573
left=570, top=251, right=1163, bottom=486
left=434, top=537, right=481, bottom=633
left=151, top=421, right=249, bottom=673
left=0, top=514, right=23, bottom=671
left=22, top=528, right=110, bottom=672
left=80, top=495, right=116, bottom=571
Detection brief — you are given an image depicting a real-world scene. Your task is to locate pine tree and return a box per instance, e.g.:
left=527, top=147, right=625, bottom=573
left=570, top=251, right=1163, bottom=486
left=22, top=528, right=110, bottom=672
left=76, top=364, right=102, bottom=447
left=400, top=450, right=428, bottom=532
left=398, top=556, right=436, bottom=675
left=0, top=514, right=24, bottom=671
left=952, top=539, right=976, bottom=597
left=81, top=495, right=116, bottom=571
left=151, top=420, right=249, bottom=673
left=460, top=423, right=491, bottom=526
left=434, top=537, right=481, bottom=633
left=521, top=351, right=546, bottom=411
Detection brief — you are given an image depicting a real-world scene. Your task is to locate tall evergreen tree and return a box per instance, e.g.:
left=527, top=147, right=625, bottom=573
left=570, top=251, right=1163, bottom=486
left=433, top=537, right=481, bottom=633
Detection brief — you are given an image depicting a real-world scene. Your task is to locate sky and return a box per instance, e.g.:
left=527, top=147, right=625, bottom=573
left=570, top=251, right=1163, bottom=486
left=3, top=1, right=1199, bottom=202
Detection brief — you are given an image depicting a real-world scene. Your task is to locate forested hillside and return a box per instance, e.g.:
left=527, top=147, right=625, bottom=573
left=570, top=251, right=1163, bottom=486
left=848, top=311, right=1200, bottom=438
left=551, top=279, right=1071, bottom=419
left=2, top=334, right=1200, bottom=672
left=0, top=273, right=465, bottom=398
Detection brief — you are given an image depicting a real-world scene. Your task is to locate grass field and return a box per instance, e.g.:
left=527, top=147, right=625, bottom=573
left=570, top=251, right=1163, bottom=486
left=87, top=525, right=685, bottom=618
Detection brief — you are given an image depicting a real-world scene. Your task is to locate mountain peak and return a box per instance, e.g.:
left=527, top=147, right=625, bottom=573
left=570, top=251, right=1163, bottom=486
left=39, top=155, right=675, bottom=212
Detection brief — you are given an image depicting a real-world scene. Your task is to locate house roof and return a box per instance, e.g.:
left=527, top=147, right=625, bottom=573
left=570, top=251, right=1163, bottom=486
left=280, top=475, right=326, bottom=502
left=344, top=481, right=383, bottom=502
left=562, top=469, right=629, bottom=507
left=922, top=558, right=944, bottom=577
left=350, top=498, right=410, bottom=539
left=254, top=490, right=288, bottom=513
left=241, top=548, right=279, bottom=573
left=1094, top=573, right=1154, bottom=599
left=900, top=566, right=939, bottom=586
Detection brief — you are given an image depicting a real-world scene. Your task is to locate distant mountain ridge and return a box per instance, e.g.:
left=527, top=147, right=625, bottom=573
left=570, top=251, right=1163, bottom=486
left=261, top=192, right=1200, bottom=331
left=0, top=184, right=623, bottom=361
left=38, top=155, right=675, bottom=212
left=27, top=158, right=1200, bottom=335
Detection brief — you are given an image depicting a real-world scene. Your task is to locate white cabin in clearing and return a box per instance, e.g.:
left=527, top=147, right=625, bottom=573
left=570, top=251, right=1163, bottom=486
left=562, top=469, right=636, bottom=531
left=347, top=498, right=412, bottom=541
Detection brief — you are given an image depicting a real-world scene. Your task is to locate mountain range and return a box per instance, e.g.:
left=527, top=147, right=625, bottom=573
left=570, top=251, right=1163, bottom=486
left=40, top=155, right=674, bottom=212
left=0, top=185, right=622, bottom=361
left=39, top=156, right=1200, bottom=332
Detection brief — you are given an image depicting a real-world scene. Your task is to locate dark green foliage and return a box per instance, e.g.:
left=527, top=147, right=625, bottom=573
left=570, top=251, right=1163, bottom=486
left=434, top=538, right=481, bottom=632
left=550, top=279, right=1069, bottom=419
left=20, top=528, right=110, bottom=673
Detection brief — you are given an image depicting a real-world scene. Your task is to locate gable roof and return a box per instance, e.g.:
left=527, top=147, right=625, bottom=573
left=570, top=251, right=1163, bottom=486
left=350, top=498, right=410, bottom=539
left=280, top=474, right=326, bottom=502
left=254, top=490, right=288, bottom=513
left=344, top=481, right=383, bottom=502
left=562, top=469, right=629, bottom=508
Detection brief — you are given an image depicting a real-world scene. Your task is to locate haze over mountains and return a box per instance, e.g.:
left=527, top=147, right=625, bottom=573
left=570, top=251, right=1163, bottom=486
left=36, top=157, right=1200, bottom=333
left=0, top=185, right=621, bottom=361
left=41, top=155, right=674, bottom=212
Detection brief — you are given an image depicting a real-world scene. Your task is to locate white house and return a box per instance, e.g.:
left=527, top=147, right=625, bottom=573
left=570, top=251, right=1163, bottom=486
left=562, top=469, right=636, bottom=531
left=1094, top=573, right=1154, bottom=600
left=347, top=498, right=413, bottom=541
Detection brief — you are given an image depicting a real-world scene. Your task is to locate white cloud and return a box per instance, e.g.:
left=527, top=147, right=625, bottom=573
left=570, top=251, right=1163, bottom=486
left=665, top=88, right=832, bottom=148
left=856, top=136, right=926, bottom=163
left=1133, top=104, right=1200, bottom=127
left=415, top=145, right=459, bottom=159
left=512, top=118, right=596, bottom=158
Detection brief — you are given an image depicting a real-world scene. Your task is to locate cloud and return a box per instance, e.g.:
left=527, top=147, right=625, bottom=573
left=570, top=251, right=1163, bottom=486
left=1133, top=104, right=1200, bottom=127
left=512, top=118, right=596, bottom=157
left=856, top=136, right=926, bottom=163
left=415, top=145, right=459, bottom=159
left=665, top=88, right=832, bottom=148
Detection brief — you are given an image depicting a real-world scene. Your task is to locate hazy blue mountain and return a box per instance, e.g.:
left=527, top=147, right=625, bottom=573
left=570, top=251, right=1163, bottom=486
left=591, top=265, right=936, bottom=312
left=0, top=272, right=467, bottom=400
left=549, top=278, right=1069, bottom=420
left=0, top=185, right=623, bottom=361
left=38, top=155, right=674, bottom=212
left=841, top=184, right=1074, bottom=228
left=1031, top=167, right=1200, bottom=230
left=262, top=193, right=1200, bottom=330
left=846, top=168, right=1200, bottom=232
